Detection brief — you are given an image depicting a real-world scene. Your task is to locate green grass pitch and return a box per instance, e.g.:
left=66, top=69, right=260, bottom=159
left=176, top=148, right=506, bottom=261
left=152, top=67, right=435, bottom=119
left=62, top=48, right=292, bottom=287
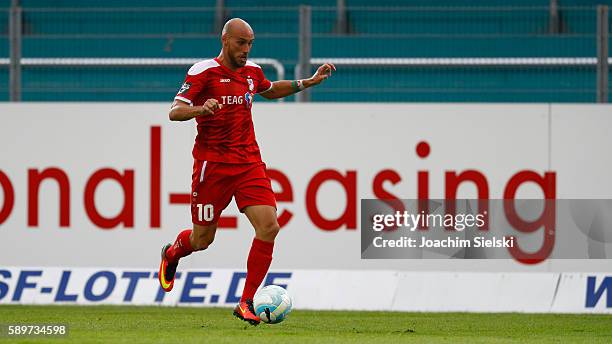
left=1, top=305, right=611, bottom=343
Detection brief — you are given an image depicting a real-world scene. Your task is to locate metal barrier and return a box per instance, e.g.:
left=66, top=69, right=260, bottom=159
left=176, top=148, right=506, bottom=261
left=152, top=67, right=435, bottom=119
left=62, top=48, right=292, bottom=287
left=0, top=57, right=285, bottom=102
left=310, top=57, right=612, bottom=66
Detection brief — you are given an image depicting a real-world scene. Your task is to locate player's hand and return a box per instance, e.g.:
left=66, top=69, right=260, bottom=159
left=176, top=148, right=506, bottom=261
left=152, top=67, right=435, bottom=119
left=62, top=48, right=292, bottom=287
left=309, top=63, right=336, bottom=85
left=200, top=98, right=222, bottom=116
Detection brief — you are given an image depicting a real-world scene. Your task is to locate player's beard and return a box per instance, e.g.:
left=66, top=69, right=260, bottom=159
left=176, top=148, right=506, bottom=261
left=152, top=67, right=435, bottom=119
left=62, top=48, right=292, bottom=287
left=233, top=53, right=247, bottom=67
left=223, top=48, right=247, bottom=69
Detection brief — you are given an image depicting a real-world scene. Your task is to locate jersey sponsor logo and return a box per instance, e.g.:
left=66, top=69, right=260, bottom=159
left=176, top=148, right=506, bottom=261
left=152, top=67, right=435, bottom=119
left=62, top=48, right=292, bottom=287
left=178, top=82, right=191, bottom=94
left=220, top=79, right=231, bottom=83
left=219, top=94, right=253, bottom=108
left=221, top=95, right=244, bottom=105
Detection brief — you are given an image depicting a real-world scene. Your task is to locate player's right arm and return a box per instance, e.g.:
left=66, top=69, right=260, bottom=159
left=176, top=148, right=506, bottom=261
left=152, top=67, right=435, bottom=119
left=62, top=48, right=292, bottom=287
left=171, top=61, right=222, bottom=121
left=169, top=98, right=222, bottom=121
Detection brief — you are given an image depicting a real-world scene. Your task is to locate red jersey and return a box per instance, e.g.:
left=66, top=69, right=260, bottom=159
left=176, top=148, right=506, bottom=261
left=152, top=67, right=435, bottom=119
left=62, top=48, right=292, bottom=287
left=174, top=58, right=272, bottom=163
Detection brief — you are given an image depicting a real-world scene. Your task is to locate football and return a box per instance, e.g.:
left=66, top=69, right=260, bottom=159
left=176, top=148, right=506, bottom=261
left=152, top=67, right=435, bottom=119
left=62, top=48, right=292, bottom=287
left=253, top=285, right=293, bottom=324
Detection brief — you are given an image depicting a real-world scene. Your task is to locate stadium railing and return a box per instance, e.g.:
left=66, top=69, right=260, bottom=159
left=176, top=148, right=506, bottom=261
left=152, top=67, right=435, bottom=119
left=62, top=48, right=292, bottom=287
left=0, top=57, right=285, bottom=102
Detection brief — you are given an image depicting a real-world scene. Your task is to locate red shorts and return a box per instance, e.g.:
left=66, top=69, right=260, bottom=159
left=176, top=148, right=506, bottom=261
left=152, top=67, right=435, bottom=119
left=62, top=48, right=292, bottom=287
left=190, top=160, right=276, bottom=225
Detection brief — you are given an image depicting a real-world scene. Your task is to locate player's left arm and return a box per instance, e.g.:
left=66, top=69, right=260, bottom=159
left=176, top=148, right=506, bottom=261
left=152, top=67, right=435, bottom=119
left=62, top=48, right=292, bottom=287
left=259, top=63, right=336, bottom=99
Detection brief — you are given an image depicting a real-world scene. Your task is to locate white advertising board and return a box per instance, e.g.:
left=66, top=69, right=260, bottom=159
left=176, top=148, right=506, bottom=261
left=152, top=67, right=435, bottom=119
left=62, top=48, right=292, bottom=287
left=0, top=103, right=611, bottom=273
left=1, top=268, right=610, bottom=313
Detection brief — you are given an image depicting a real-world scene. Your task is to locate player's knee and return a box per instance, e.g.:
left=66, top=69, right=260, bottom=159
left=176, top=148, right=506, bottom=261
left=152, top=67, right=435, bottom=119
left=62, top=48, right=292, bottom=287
left=191, top=230, right=215, bottom=251
left=256, top=221, right=280, bottom=241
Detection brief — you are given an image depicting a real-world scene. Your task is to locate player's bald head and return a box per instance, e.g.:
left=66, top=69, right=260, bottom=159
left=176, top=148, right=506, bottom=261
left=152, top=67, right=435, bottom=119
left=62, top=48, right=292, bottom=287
left=222, top=18, right=254, bottom=38
left=220, top=18, right=255, bottom=68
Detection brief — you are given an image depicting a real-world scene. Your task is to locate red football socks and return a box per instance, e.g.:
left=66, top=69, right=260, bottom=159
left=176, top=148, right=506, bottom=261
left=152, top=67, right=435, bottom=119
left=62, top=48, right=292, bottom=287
left=165, top=229, right=194, bottom=264
left=241, top=238, right=274, bottom=302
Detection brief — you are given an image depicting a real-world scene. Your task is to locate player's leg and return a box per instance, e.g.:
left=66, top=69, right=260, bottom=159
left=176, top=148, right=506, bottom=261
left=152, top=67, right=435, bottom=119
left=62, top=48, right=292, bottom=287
left=164, top=222, right=218, bottom=261
left=231, top=163, right=278, bottom=325
left=190, top=222, right=218, bottom=250
left=232, top=205, right=279, bottom=325
left=241, top=205, right=279, bottom=301
left=159, top=223, right=217, bottom=292
left=159, top=160, right=232, bottom=292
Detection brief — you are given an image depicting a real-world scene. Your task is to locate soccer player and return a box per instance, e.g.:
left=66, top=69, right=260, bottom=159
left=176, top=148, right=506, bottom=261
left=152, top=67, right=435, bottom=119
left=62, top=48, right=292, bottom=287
left=158, top=18, right=335, bottom=325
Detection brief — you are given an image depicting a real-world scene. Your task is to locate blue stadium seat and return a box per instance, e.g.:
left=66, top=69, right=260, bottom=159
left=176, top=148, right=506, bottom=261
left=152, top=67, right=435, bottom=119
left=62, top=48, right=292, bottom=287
left=226, top=0, right=334, bottom=7
left=20, top=64, right=281, bottom=101
left=0, top=68, right=8, bottom=101
left=1, top=7, right=8, bottom=102
left=559, top=7, right=598, bottom=34
left=20, top=0, right=212, bottom=7
left=23, top=9, right=216, bottom=35
left=309, top=67, right=597, bottom=102
left=3, top=0, right=609, bottom=102
left=313, top=36, right=595, bottom=58
left=22, top=36, right=296, bottom=60
left=224, top=8, right=299, bottom=34
left=1, top=8, right=8, bottom=36
left=346, top=0, right=551, bottom=7
left=347, top=8, right=550, bottom=35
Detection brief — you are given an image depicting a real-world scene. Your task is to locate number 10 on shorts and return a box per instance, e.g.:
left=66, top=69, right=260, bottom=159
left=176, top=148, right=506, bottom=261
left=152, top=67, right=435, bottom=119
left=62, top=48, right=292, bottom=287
left=197, top=204, right=214, bottom=222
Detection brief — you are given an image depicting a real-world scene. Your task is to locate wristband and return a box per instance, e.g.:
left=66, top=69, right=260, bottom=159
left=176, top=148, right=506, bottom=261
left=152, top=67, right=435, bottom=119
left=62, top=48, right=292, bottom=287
left=291, top=79, right=306, bottom=91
